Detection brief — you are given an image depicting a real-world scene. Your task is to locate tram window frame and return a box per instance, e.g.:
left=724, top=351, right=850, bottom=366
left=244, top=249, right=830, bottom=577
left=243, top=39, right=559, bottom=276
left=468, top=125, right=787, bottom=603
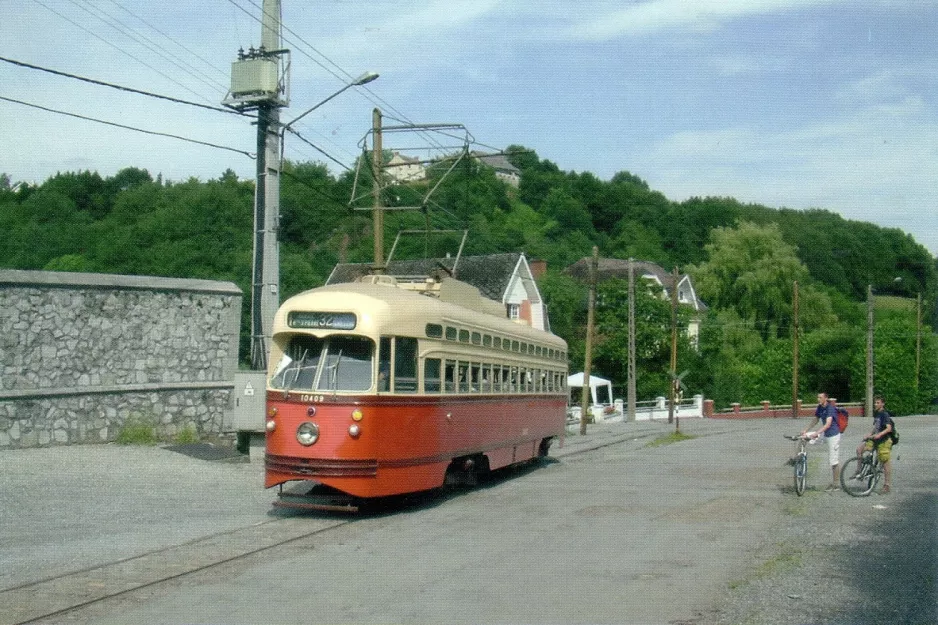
left=458, top=329, right=470, bottom=343
left=493, top=337, right=501, bottom=349
left=471, top=332, right=481, bottom=345
left=378, top=337, right=391, bottom=392
left=424, top=357, right=442, bottom=393
left=470, top=363, right=481, bottom=392
left=511, top=340, right=520, bottom=352
left=393, top=337, right=418, bottom=393
left=481, top=363, right=492, bottom=392
left=445, top=326, right=457, bottom=341
left=482, top=334, right=492, bottom=347
left=444, top=360, right=457, bottom=393
left=458, top=362, right=470, bottom=392
left=425, top=323, right=443, bottom=338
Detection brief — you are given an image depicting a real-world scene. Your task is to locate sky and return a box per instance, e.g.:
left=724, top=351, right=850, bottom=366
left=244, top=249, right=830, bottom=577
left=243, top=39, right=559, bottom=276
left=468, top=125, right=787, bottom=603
left=2, top=1, right=937, bottom=256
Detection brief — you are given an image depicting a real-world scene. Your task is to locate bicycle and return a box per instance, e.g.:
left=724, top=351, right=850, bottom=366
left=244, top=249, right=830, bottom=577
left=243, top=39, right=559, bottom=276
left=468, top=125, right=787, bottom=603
left=840, top=441, right=888, bottom=497
left=784, top=434, right=811, bottom=496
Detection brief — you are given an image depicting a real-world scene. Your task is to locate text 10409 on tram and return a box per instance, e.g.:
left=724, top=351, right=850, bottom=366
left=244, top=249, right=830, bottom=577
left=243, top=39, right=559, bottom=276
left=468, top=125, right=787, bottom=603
left=263, top=275, right=568, bottom=510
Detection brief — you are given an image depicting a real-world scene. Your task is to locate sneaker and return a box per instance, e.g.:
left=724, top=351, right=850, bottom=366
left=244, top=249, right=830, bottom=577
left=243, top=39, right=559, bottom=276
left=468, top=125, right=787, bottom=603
left=825, top=484, right=841, bottom=492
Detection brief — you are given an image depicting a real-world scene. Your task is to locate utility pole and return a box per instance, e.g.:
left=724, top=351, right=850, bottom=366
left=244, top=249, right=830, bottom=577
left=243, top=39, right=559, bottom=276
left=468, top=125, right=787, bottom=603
left=915, top=292, right=922, bottom=395
left=792, top=281, right=799, bottom=418
left=668, top=266, right=678, bottom=427
left=371, top=108, right=385, bottom=274
left=580, top=247, right=598, bottom=435
left=224, top=0, right=287, bottom=370
left=627, top=258, right=636, bottom=422
left=865, top=285, right=874, bottom=417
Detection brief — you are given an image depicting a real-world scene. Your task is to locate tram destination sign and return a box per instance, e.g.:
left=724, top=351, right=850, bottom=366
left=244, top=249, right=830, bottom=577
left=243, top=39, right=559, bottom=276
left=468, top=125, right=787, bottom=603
left=288, top=311, right=357, bottom=330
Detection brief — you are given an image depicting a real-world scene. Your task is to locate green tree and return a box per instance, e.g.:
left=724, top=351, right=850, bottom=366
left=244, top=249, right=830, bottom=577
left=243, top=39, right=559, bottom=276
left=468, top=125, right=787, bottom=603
left=689, top=221, right=809, bottom=340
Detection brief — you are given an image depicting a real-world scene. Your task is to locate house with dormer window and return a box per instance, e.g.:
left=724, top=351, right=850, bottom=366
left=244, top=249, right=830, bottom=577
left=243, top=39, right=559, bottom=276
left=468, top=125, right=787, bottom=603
left=563, top=257, right=707, bottom=345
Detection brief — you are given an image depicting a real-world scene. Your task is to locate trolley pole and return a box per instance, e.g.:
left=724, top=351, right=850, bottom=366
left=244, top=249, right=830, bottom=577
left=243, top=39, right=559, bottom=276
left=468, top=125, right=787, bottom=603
left=580, top=246, right=598, bottom=435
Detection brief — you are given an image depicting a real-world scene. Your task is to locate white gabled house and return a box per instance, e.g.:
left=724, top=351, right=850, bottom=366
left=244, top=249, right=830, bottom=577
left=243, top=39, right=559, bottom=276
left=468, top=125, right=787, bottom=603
left=563, top=257, right=707, bottom=345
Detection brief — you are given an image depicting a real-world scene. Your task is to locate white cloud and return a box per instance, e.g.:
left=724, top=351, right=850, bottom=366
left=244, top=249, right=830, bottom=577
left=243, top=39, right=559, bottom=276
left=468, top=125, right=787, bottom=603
left=567, top=0, right=848, bottom=41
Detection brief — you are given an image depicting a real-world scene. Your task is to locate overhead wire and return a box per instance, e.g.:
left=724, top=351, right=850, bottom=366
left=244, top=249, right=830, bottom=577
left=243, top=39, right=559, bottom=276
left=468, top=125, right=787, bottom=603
left=105, top=0, right=231, bottom=85
left=68, top=0, right=230, bottom=96
left=32, top=0, right=215, bottom=106
left=0, top=95, right=254, bottom=158
left=0, top=56, right=247, bottom=117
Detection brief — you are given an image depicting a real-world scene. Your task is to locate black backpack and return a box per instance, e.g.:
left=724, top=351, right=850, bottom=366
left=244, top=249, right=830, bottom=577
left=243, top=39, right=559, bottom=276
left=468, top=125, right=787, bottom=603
left=888, top=416, right=899, bottom=445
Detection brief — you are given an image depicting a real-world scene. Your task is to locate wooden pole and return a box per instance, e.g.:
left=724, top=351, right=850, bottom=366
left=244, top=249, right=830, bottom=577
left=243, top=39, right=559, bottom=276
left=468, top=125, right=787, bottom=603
left=372, top=108, right=385, bottom=274
left=668, top=266, right=678, bottom=428
left=915, top=291, right=922, bottom=396
left=866, top=285, right=874, bottom=417
left=580, top=247, right=598, bottom=435
left=792, top=281, right=799, bottom=418
left=627, top=258, right=636, bottom=422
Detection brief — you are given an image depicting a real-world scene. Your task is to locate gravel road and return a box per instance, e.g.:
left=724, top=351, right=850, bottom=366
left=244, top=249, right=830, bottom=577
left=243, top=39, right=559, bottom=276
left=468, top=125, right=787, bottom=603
left=707, top=414, right=936, bottom=625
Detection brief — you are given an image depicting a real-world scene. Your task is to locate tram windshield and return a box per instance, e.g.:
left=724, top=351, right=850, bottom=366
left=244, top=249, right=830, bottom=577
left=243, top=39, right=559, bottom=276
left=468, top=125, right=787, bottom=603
left=270, top=334, right=373, bottom=392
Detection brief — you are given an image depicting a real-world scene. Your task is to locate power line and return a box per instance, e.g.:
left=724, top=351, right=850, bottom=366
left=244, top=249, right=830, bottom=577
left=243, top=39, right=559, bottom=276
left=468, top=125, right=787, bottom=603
left=0, top=56, right=248, bottom=117
left=33, top=0, right=214, bottom=106
left=0, top=95, right=254, bottom=158
left=105, top=0, right=231, bottom=84
left=67, top=0, right=230, bottom=96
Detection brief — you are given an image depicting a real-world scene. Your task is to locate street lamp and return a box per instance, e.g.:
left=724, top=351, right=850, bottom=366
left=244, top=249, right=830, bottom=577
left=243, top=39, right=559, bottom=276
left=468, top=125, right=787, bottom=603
left=281, top=72, right=379, bottom=138
left=250, top=70, right=379, bottom=370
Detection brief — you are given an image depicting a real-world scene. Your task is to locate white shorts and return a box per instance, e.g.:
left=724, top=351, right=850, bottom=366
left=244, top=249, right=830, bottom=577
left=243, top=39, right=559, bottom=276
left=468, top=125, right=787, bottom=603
left=823, top=433, right=841, bottom=466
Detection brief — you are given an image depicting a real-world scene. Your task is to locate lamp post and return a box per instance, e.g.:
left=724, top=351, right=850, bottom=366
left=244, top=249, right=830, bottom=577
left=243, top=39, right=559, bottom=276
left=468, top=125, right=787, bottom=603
left=249, top=71, right=378, bottom=370
left=280, top=72, right=379, bottom=142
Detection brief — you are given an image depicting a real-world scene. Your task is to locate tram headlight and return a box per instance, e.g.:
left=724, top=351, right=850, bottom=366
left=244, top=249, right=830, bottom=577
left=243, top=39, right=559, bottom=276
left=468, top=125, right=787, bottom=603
left=265, top=419, right=276, bottom=432
left=348, top=424, right=361, bottom=439
left=296, top=422, right=320, bottom=446
left=351, top=408, right=364, bottom=422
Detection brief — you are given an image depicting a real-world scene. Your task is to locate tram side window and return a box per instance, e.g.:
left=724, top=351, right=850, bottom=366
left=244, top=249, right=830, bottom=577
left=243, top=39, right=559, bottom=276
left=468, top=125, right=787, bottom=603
left=394, top=337, right=418, bottom=393
left=470, top=363, right=481, bottom=392
left=378, top=337, right=391, bottom=392
left=458, top=363, right=470, bottom=393
left=445, top=360, right=456, bottom=392
left=424, top=358, right=442, bottom=393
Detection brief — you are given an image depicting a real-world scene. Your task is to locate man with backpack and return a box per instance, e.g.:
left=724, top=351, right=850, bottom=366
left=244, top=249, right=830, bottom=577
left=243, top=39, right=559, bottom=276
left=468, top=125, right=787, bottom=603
left=802, top=392, right=842, bottom=492
left=852, top=395, right=895, bottom=494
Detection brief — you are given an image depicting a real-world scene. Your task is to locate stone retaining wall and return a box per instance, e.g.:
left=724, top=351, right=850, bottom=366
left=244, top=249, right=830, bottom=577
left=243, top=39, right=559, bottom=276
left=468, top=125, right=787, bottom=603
left=0, top=270, right=242, bottom=449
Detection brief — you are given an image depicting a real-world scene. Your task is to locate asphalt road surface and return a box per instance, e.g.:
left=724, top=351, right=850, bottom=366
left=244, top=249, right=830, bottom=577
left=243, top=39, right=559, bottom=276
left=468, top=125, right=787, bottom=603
left=1, top=415, right=934, bottom=624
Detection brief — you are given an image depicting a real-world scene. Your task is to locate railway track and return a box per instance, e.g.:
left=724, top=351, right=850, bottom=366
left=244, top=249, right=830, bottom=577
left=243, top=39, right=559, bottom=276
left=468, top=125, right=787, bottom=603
left=1, top=514, right=354, bottom=625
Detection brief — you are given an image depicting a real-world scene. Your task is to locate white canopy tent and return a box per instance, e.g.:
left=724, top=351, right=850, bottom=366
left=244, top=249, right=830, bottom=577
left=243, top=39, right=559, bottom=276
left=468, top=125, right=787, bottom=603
left=567, top=372, right=614, bottom=406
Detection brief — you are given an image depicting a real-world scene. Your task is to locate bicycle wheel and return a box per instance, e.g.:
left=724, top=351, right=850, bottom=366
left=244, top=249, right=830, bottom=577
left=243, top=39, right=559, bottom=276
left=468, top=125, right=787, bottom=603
left=841, top=457, right=877, bottom=496
left=793, top=453, right=807, bottom=496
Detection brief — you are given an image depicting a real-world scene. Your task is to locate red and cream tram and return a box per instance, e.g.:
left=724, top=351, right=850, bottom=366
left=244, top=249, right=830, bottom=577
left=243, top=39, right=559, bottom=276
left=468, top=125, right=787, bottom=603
left=264, top=275, right=568, bottom=509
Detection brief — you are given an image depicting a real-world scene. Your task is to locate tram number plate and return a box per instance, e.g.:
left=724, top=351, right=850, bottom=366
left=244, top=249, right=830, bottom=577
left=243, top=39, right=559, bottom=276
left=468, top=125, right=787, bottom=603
left=300, top=394, right=326, bottom=403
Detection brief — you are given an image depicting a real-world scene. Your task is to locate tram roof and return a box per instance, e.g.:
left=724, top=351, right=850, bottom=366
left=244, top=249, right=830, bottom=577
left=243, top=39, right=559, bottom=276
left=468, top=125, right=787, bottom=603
left=326, top=253, right=526, bottom=303
left=276, top=279, right=565, bottom=347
